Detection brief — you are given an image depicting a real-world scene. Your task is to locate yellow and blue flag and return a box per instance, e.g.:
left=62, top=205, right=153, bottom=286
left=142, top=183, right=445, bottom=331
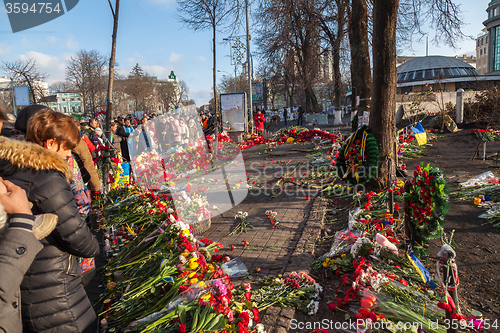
left=411, top=122, right=427, bottom=146
left=407, top=250, right=437, bottom=289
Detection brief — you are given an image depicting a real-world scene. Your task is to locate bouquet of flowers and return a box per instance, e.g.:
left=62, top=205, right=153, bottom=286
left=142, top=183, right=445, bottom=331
left=265, top=210, right=282, bottom=229
left=230, top=211, right=253, bottom=234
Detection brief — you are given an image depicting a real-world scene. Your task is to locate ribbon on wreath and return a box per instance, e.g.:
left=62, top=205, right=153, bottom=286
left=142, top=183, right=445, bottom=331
left=343, top=129, right=368, bottom=182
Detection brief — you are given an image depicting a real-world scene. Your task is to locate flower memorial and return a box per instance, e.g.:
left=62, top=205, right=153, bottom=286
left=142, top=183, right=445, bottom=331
left=406, top=164, right=449, bottom=254
left=335, top=125, right=379, bottom=185
left=93, top=182, right=329, bottom=333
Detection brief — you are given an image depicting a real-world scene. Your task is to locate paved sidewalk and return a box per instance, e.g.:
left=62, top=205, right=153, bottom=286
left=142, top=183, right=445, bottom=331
left=202, top=141, right=328, bottom=332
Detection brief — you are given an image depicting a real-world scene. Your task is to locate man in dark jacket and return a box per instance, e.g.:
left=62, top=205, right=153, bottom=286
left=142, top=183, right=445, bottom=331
left=117, top=118, right=134, bottom=162
left=297, top=105, right=304, bottom=126
left=0, top=111, right=100, bottom=333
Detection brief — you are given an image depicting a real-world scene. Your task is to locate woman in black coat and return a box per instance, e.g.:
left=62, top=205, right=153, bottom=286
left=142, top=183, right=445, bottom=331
left=0, top=109, right=100, bottom=332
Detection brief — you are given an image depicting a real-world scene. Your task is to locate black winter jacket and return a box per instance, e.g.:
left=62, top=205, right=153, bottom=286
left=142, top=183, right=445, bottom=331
left=0, top=137, right=100, bottom=333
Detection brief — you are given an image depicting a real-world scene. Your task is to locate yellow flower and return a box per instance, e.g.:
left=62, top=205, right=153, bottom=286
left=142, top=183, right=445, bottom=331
left=322, top=261, right=328, bottom=267
left=189, top=271, right=196, bottom=278
left=207, top=264, right=215, bottom=272
left=181, top=252, right=189, bottom=258
left=190, top=278, right=198, bottom=284
left=189, top=262, right=199, bottom=270
left=341, top=254, right=346, bottom=258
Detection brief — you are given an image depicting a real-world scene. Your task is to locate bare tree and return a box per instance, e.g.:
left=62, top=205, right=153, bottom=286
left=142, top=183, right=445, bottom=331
left=255, top=0, right=322, bottom=113
left=156, top=80, right=178, bottom=112
left=369, top=0, right=399, bottom=187
left=347, top=0, right=372, bottom=119
left=176, top=0, right=241, bottom=131
left=367, top=0, right=466, bottom=188
left=218, top=74, right=248, bottom=94
left=66, top=50, right=107, bottom=116
left=2, top=58, right=47, bottom=104
left=124, top=64, right=154, bottom=112
left=316, top=0, right=347, bottom=114
left=397, top=0, right=467, bottom=50
left=49, top=81, right=75, bottom=93
left=106, top=0, right=120, bottom=136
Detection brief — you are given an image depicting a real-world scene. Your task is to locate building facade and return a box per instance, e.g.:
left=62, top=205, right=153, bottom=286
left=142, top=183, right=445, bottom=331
left=40, top=92, right=83, bottom=114
left=476, top=29, right=489, bottom=75
left=484, top=0, right=500, bottom=73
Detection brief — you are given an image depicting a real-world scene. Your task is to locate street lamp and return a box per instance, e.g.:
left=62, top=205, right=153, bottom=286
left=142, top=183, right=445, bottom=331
left=218, top=70, right=236, bottom=93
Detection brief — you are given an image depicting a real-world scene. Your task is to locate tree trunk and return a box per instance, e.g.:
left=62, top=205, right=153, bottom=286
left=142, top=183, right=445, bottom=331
left=106, top=0, right=119, bottom=137
left=370, top=0, right=399, bottom=188
left=333, top=0, right=346, bottom=113
left=348, top=0, right=371, bottom=114
left=212, top=26, right=219, bottom=152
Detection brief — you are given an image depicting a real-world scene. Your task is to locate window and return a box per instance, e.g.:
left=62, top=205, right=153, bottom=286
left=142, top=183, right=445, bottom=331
left=481, top=49, right=483, bottom=56
left=415, top=70, right=424, bottom=79
left=457, top=68, right=468, bottom=76
left=443, top=68, right=452, bottom=76
left=450, top=68, right=460, bottom=76
left=424, top=69, right=433, bottom=79
left=63, top=106, right=67, bottom=113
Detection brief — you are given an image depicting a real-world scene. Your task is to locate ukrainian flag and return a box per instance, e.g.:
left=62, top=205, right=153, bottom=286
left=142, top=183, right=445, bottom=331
left=407, top=250, right=437, bottom=289
left=411, top=122, right=427, bottom=146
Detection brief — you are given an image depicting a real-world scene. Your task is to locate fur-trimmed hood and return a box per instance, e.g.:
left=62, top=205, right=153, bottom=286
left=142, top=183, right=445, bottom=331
left=0, top=136, right=72, bottom=179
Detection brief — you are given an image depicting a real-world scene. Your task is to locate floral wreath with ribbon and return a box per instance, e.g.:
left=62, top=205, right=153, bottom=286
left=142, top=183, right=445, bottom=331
left=336, top=125, right=379, bottom=185
left=405, top=163, right=449, bottom=254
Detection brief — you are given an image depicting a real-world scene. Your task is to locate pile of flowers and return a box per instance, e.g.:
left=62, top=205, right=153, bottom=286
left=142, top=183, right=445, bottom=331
left=239, top=133, right=273, bottom=151
left=471, top=128, right=500, bottom=142
left=95, top=183, right=329, bottom=332
left=265, top=210, right=282, bottom=229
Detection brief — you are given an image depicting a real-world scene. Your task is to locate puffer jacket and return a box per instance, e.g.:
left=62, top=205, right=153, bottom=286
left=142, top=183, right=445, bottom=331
left=0, top=137, right=100, bottom=333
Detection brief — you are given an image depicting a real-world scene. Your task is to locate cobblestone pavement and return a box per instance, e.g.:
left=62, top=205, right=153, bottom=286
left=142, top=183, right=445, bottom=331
left=201, top=140, right=328, bottom=332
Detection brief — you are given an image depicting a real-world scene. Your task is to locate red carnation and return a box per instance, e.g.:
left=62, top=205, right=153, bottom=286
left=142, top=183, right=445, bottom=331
left=252, top=307, right=260, bottom=323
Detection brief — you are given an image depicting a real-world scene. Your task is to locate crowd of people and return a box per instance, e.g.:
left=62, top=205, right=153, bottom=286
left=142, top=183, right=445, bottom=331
left=79, top=110, right=216, bottom=163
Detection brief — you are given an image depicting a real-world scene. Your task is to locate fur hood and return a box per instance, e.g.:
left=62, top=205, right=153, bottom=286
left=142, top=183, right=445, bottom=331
left=0, top=136, right=72, bottom=179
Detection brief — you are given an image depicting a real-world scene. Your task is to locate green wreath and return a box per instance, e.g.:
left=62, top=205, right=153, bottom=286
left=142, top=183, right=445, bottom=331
left=405, top=163, right=449, bottom=253
left=336, top=125, right=380, bottom=185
